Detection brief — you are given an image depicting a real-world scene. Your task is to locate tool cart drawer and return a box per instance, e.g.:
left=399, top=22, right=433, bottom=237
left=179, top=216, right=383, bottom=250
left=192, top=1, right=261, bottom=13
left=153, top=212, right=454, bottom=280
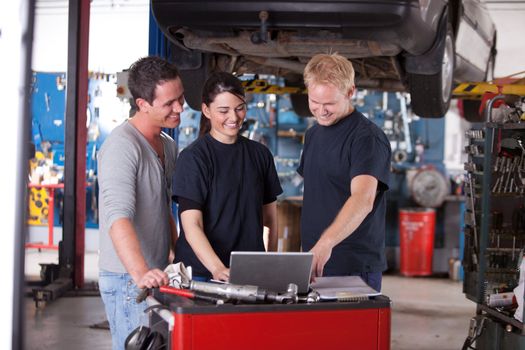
left=147, top=293, right=391, bottom=350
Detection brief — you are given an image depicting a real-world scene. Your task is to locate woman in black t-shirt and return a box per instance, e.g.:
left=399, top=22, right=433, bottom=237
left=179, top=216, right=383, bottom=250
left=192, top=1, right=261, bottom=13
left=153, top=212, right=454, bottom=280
left=173, top=72, right=283, bottom=281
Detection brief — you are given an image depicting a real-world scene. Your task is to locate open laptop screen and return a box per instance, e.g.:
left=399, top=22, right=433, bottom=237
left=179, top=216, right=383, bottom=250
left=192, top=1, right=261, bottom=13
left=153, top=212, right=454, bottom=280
left=229, top=251, right=313, bottom=294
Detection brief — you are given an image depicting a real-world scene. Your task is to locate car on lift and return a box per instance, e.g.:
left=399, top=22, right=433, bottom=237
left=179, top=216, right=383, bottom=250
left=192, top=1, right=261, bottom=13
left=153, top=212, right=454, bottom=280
left=151, top=0, right=496, bottom=120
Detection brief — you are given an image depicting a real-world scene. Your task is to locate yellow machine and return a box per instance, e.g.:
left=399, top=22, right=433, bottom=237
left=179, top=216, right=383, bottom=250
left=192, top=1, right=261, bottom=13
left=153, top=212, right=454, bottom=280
left=27, top=151, right=53, bottom=226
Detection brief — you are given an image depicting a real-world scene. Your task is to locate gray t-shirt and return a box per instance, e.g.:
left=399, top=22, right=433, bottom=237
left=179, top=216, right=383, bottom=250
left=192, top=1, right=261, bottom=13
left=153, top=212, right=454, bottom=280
left=98, top=121, right=177, bottom=273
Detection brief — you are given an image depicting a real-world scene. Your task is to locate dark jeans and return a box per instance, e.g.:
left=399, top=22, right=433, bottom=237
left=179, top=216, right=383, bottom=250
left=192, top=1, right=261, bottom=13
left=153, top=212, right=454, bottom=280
left=192, top=275, right=210, bottom=282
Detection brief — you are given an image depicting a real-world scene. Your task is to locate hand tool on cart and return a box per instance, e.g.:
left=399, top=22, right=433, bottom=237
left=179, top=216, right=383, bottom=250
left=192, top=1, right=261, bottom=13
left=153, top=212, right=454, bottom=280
left=159, top=285, right=226, bottom=305
left=136, top=288, right=150, bottom=303
left=136, top=262, right=193, bottom=303
left=298, top=290, right=321, bottom=304
left=136, top=263, right=321, bottom=304
left=183, top=280, right=300, bottom=304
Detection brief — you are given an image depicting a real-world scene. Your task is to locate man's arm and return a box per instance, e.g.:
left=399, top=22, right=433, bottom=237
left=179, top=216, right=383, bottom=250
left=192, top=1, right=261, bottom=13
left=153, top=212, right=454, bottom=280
left=310, top=174, right=378, bottom=277
left=109, top=218, right=169, bottom=288
left=180, top=209, right=230, bottom=281
left=169, top=214, right=178, bottom=261
left=263, top=201, right=278, bottom=252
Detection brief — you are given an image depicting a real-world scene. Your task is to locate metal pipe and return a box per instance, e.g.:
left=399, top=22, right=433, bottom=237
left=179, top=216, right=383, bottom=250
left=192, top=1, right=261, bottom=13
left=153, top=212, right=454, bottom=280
left=485, top=95, right=506, bottom=122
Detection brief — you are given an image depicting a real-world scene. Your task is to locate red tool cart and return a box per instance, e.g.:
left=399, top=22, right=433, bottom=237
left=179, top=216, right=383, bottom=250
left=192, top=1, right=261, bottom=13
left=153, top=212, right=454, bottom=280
left=146, top=293, right=391, bottom=350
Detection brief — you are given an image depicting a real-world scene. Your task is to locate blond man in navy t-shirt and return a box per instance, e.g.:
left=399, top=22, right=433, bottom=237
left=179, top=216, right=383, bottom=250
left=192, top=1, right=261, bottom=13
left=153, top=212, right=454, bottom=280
left=298, top=53, right=391, bottom=292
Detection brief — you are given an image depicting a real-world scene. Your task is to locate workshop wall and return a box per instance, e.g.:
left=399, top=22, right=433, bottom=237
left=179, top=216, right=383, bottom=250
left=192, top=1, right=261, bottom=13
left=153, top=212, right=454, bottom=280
left=487, top=2, right=525, bottom=78
left=28, top=0, right=150, bottom=247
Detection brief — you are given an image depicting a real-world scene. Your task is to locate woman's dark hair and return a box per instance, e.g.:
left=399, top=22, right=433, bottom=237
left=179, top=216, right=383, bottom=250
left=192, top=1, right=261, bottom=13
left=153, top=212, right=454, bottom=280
left=199, top=72, right=245, bottom=136
left=127, top=56, right=180, bottom=105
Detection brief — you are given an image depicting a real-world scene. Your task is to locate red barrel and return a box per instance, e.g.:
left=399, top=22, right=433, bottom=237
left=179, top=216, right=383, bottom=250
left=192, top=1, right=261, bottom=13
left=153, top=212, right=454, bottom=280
left=399, top=208, right=436, bottom=276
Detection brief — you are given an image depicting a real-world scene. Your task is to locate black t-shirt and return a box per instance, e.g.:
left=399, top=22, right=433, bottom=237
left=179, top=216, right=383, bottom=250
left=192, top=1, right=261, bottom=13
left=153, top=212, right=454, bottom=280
left=173, top=134, right=283, bottom=278
left=297, top=110, right=391, bottom=274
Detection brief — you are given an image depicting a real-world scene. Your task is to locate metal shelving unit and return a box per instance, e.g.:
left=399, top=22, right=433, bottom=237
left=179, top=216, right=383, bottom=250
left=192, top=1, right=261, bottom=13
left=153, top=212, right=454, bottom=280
left=462, top=95, right=525, bottom=349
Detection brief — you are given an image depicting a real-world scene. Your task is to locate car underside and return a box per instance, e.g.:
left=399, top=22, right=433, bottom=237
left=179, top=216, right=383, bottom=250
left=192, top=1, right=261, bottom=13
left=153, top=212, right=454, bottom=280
left=175, top=28, right=407, bottom=91
left=152, top=0, right=496, bottom=119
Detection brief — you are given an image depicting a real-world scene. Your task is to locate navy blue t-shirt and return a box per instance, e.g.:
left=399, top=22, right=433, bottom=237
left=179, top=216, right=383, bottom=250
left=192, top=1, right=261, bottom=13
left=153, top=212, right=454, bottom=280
left=297, top=110, right=391, bottom=275
left=173, top=134, right=283, bottom=278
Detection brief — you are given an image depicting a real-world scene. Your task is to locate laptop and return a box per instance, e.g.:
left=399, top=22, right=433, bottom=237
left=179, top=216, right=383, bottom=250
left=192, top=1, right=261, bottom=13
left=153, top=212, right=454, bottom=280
left=229, top=251, right=314, bottom=294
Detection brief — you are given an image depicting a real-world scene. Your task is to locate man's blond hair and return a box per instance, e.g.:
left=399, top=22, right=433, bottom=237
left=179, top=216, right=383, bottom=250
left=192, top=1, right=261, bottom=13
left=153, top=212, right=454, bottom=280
left=303, top=53, right=355, bottom=94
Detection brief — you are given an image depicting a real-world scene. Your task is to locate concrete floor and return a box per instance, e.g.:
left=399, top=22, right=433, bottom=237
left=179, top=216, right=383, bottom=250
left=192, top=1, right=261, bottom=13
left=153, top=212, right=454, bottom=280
left=25, top=295, right=110, bottom=350
left=383, top=276, right=475, bottom=350
left=24, top=250, right=475, bottom=350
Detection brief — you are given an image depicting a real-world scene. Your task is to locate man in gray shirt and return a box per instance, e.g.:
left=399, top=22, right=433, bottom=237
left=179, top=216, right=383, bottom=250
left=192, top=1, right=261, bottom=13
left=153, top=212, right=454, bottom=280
left=97, top=56, right=183, bottom=350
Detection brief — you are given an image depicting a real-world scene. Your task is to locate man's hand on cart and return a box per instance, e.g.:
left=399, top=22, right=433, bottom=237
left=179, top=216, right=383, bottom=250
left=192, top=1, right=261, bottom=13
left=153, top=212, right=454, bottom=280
left=136, top=263, right=192, bottom=303
left=138, top=268, right=169, bottom=289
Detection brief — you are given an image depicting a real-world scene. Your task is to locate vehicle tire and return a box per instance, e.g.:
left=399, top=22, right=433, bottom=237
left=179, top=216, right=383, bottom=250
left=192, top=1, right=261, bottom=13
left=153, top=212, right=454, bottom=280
left=290, top=93, right=311, bottom=117
left=408, top=26, right=455, bottom=118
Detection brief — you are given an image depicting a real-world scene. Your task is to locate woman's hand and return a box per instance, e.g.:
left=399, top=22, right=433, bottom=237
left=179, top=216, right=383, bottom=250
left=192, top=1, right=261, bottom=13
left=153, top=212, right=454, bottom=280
left=211, top=266, right=230, bottom=282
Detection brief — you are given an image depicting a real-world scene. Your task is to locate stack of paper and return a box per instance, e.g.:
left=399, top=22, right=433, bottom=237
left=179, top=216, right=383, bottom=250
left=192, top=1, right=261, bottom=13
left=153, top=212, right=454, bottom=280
left=310, top=276, right=381, bottom=301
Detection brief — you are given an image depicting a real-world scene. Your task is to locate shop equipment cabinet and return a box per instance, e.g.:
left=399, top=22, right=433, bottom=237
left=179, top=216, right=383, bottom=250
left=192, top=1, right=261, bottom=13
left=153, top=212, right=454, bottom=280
left=462, top=95, right=525, bottom=349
